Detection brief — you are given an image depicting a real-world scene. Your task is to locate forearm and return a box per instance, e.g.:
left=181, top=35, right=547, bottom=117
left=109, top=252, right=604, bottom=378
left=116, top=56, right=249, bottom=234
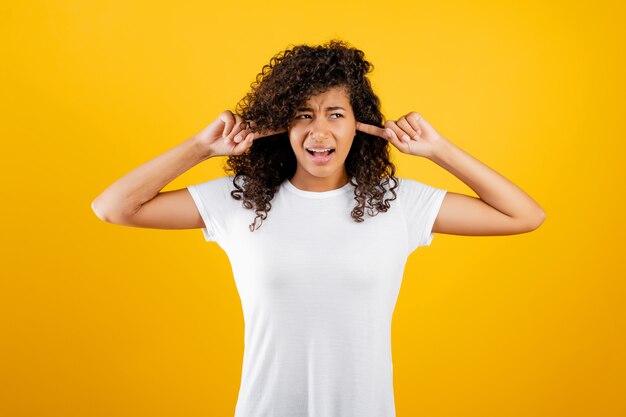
left=92, top=135, right=211, bottom=219
left=429, top=137, right=545, bottom=221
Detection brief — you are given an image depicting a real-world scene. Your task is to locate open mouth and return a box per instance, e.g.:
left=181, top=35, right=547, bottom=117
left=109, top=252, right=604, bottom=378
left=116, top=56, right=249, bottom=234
left=306, top=149, right=335, bottom=156
left=305, top=148, right=335, bottom=164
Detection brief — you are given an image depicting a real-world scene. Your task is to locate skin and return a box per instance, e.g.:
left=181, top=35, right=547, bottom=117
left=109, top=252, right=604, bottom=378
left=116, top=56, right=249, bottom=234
left=357, top=113, right=546, bottom=235
left=286, top=86, right=357, bottom=192
left=215, top=86, right=356, bottom=193
left=218, top=92, right=546, bottom=236
left=92, top=100, right=546, bottom=236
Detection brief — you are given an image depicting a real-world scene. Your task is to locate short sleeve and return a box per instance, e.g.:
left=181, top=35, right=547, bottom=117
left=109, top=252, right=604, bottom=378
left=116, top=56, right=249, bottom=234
left=186, top=176, right=234, bottom=242
left=397, top=177, right=447, bottom=253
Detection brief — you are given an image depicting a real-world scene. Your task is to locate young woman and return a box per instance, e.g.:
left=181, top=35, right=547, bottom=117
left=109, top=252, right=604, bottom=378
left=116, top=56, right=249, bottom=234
left=92, top=39, right=545, bottom=417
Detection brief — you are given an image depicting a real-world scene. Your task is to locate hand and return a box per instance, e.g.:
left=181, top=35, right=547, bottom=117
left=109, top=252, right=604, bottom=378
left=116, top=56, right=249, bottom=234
left=356, top=112, right=445, bottom=159
left=194, top=110, right=286, bottom=157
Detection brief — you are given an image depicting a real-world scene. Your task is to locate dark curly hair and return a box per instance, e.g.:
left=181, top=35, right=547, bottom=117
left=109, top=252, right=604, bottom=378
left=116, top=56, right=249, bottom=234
left=223, top=39, right=399, bottom=232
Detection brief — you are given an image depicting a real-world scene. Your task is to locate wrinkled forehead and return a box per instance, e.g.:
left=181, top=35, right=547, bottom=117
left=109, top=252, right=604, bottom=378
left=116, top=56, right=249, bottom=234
left=297, top=85, right=352, bottom=108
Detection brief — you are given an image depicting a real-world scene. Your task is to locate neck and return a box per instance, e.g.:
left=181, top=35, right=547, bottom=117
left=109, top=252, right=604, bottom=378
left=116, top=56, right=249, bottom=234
left=289, top=170, right=350, bottom=192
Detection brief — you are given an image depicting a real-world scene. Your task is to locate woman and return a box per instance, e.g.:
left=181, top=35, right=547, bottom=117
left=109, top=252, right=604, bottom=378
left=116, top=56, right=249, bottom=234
left=92, top=39, right=545, bottom=417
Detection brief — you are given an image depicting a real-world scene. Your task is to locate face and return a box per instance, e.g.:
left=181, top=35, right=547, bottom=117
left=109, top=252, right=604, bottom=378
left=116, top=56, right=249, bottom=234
left=287, top=86, right=357, bottom=189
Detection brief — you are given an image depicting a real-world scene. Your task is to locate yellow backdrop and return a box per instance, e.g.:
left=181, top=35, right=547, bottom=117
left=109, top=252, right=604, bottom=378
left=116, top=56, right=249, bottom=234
left=2, top=0, right=624, bottom=416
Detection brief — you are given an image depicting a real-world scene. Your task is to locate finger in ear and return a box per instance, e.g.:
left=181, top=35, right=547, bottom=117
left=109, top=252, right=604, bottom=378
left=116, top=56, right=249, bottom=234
left=386, top=128, right=399, bottom=143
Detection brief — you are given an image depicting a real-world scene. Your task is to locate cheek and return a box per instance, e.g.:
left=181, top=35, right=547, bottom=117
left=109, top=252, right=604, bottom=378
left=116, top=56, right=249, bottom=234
left=341, top=139, right=355, bottom=154
left=339, top=126, right=356, bottom=147
left=288, top=136, right=303, bottom=154
left=339, top=120, right=356, bottom=135
left=289, top=132, right=312, bottom=150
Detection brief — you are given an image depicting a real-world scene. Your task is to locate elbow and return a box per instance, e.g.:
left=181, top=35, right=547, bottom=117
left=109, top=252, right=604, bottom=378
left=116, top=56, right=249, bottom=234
left=91, top=199, right=111, bottom=222
left=512, top=209, right=546, bottom=233
left=91, top=198, right=122, bottom=223
left=91, top=198, right=138, bottom=225
left=526, top=209, right=546, bottom=231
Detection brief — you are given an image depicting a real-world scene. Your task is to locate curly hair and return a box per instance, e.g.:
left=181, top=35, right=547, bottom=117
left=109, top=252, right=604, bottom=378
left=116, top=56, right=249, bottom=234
left=223, top=39, right=399, bottom=232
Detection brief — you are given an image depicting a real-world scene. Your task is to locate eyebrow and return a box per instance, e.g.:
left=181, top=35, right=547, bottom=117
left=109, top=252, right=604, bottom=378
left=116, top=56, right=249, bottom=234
left=295, top=106, right=346, bottom=112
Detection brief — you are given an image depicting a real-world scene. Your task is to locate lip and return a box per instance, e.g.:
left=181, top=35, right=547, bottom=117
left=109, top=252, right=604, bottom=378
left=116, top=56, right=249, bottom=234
left=305, top=149, right=335, bottom=165
left=306, top=146, right=335, bottom=151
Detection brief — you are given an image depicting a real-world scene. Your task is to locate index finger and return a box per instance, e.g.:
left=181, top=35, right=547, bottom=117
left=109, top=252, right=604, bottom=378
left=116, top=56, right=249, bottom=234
left=356, top=121, right=387, bottom=139
left=250, top=127, right=287, bottom=140
left=243, top=120, right=287, bottom=140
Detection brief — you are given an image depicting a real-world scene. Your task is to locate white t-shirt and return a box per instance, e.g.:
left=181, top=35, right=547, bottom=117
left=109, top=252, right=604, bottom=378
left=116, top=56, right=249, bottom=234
left=187, top=175, right=447, bottom=417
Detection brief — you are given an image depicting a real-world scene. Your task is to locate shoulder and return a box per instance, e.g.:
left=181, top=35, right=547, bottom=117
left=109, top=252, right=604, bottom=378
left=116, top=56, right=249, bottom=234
left=187, top=175, right=238, bottom=198
left=388, top=177, right=447, bottom=206
left=396, top=176, right=428, bottom=188
left=377, top=176, right=429, bottom=195
left=395, top=176, right=441, bottom=192
left=189, top=175, right=236, bottom=189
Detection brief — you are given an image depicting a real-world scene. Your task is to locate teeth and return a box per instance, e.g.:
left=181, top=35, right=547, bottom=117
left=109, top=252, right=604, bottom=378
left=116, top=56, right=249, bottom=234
left=308, top=149, right=331, bottom=152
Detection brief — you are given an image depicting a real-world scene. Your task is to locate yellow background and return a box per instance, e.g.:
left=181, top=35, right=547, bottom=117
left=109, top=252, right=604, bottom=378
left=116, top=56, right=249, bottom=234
left=2, top=0, right=624, bottom=416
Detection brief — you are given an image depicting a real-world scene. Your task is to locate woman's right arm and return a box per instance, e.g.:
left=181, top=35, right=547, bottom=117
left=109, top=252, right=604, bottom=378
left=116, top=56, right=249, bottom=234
left=91, top=110, right=266, bottom=230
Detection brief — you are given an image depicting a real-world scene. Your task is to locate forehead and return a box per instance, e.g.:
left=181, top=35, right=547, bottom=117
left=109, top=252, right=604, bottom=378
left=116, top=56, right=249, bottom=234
left=301, top=86, right=350, bottom=106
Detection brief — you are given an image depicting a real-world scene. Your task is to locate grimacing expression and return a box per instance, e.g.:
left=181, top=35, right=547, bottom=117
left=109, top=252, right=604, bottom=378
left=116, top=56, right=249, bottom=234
left=287, top=86, right=357, bottom=176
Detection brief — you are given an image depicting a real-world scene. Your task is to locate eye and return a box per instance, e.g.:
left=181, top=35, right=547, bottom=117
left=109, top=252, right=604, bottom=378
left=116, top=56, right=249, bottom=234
left=294, top=113, right=343, bottom=120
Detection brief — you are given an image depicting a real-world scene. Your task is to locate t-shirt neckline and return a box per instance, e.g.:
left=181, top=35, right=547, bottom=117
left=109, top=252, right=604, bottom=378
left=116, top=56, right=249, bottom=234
left=284, top=177, right=354, bottom=199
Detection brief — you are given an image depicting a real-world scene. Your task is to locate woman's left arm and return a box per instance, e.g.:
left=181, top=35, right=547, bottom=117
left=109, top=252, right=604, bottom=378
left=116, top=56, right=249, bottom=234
left=356, top=112, right=546, bottom=236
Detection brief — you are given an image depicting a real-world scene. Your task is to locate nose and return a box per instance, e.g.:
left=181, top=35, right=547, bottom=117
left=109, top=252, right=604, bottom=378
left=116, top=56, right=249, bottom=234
left=308, top=117, right=331, bottom=139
